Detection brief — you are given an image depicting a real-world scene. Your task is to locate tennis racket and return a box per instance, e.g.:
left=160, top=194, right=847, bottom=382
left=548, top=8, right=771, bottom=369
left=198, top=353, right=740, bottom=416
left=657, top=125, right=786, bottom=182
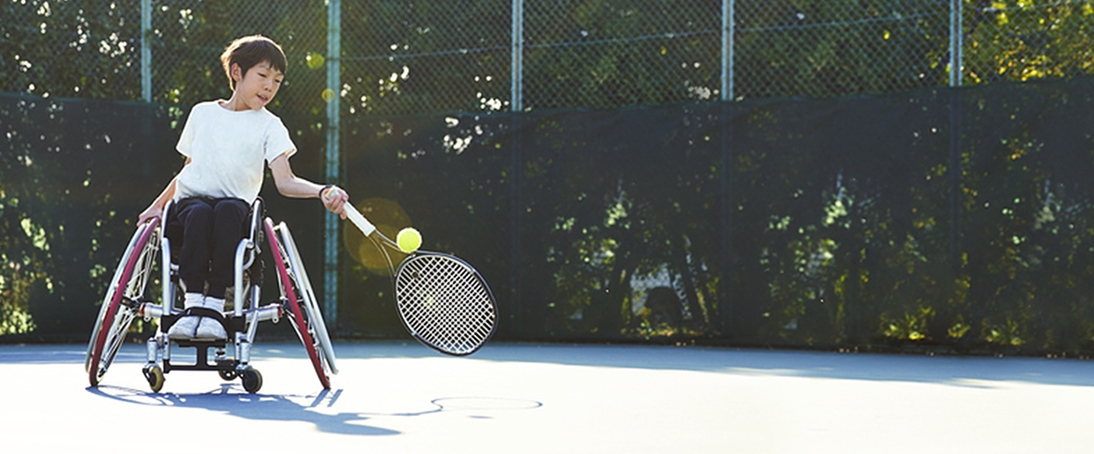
left=342, top=202, right=498, bottom=356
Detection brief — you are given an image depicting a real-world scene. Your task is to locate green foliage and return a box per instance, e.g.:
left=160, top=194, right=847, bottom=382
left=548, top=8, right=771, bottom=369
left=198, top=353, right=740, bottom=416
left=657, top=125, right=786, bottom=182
left=735, top=0, right=951, bottom=98
left=963, top=0, right=1094, bottom=84
left=0, top=95, right=182, bottom=338
left=524, top=0, right=720, bottom=108
left=0, top=0, right=142, bottom=99
left=341, top=0, right=512, bottom=115
left=149, top=0, right=329, bottom=114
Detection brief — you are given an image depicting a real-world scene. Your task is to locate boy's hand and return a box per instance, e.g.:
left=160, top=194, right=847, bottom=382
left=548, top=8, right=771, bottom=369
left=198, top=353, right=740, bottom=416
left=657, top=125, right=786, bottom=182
left=138, top=206, right=163, bottom=224
left=321, top=185, right=349, bottom=219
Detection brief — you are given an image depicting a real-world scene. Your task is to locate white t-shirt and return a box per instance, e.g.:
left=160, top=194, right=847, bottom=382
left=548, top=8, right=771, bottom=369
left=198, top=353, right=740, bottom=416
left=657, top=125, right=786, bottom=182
left=173, top=101, right=296, bottom=203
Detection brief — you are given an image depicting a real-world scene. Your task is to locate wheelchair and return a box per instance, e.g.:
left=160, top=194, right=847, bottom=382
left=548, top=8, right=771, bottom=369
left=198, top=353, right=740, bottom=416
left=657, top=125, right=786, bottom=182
left=85, top=198, right=337, bottom=393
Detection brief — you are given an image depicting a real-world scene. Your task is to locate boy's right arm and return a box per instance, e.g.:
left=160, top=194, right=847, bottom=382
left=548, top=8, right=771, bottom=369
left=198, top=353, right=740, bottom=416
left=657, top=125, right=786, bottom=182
left=138, top=158, right=189, bottom=224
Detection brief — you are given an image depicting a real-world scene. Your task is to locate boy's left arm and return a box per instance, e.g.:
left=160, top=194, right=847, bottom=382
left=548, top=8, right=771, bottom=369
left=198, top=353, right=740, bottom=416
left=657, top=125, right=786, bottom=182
left=269, top=154, right=348, bottom=218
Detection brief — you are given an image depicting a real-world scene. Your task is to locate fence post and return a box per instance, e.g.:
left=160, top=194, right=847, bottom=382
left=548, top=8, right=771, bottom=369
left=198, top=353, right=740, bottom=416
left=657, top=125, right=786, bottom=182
left=140, top=0, right=151, bottom=102
left=511, top=0, right=523, bottom=111
left=948, top=0, right=962, bottom=269
left=719, top=0, right=735, bottom=336
left=509, top=0, right=524, bottom=337
left=949, top=0, right=963, bottom=88
left=324, top=0, right=342, bottom=329
left=721, top=0, right=733, bottom=102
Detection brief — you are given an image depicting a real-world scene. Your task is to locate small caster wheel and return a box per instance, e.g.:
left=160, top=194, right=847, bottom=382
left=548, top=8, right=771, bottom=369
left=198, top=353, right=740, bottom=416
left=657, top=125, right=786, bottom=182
left=217, top=359, right=239, bottom=381
left=143, top=364, right=164, bottom=393
left=241, top=366, right=262, bottom=394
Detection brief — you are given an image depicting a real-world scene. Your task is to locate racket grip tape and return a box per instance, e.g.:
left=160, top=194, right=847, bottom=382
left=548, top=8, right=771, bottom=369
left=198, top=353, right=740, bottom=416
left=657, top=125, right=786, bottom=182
left=344, top=204, right=377, bottom=236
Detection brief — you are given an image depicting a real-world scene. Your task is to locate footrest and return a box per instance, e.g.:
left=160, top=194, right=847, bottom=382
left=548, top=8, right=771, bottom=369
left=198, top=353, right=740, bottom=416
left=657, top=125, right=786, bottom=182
left=163, top=340, right=234, bottom=373
left=175, top=339, right=229, bottom=349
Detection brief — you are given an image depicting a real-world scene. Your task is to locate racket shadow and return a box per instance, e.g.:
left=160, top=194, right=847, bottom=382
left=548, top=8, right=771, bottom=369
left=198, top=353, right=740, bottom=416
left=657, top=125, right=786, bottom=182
left=366, top=396, right=543, bottom=418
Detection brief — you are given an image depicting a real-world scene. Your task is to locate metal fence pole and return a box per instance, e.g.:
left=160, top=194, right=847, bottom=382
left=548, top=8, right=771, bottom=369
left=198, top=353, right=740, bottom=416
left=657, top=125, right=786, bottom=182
left=324, top=0, right=342, bottom=329
left=948, top=0, right=962, bottom=267
left=719, top=0, right=735, bottom=336
left=946, top=0, right=964, bottom=288
left=511, top=0, right=523, bottom=111
left=949, top=0, right=963, bottom=87
left=510, top=0, right=524, bottom=336
left=140, top=0, right=151, bottom=103
left=721, top=0, right=734, bottom=102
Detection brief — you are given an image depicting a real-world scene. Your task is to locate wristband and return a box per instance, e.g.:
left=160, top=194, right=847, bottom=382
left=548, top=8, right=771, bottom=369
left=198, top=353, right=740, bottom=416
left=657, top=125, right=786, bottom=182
left=320, top=184, right=333, bottom=199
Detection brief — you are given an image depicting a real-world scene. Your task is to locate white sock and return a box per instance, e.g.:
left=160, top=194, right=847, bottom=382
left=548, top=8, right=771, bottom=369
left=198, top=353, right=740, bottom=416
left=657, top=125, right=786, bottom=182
left=205, top=297, right=225, bottom=313
left=184, top=292, right=204, bottom=310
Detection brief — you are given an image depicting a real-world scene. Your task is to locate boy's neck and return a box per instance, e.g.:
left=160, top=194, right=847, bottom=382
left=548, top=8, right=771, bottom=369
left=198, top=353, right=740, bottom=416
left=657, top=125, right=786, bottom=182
left=219, top=96, right=252, bottom=112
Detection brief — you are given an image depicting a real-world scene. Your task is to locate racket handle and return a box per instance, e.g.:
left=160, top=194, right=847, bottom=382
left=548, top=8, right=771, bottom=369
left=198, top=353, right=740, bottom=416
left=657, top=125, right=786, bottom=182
left=343, top=204, right=376, bottom=236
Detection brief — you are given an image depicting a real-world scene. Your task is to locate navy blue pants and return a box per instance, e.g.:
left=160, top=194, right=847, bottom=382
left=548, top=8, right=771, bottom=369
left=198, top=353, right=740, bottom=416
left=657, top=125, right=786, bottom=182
left=169, top=197, right=249, bottom=299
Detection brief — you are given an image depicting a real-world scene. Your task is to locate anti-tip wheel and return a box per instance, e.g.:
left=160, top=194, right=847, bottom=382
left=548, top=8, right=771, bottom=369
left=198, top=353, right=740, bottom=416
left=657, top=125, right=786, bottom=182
left=241, top=366, right=262, bottom=394
left=143, top=364, right=164, bottom=393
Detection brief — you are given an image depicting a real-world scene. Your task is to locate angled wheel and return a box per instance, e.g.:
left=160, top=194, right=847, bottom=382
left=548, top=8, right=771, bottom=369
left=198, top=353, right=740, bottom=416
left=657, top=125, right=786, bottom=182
left=264, top=219, right=333, bottom=389
left=87, top=218, right=161, bottom=387
left=275, top=221, right=337, bottom=374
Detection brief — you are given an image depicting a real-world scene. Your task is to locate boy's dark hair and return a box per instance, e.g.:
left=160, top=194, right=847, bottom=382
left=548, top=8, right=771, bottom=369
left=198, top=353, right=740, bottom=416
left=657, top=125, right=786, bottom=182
left=220, top=35, right=288, bottom=90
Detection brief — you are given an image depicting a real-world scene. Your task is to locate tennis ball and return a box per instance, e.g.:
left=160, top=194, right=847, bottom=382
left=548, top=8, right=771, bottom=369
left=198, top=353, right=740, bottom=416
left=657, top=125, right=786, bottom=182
left=397, top=227, right=422, bottom=253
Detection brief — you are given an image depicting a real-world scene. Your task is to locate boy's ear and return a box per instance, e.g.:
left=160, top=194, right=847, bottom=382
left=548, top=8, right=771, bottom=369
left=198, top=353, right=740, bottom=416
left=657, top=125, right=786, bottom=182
left=230, top=63, right=243, bottom=83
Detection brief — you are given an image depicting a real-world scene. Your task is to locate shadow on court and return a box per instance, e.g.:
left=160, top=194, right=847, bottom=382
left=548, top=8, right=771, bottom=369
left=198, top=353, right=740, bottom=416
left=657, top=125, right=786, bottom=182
left=87, top=384, right=400, bottom=436
left=2, top=342, right=1093, bottom=453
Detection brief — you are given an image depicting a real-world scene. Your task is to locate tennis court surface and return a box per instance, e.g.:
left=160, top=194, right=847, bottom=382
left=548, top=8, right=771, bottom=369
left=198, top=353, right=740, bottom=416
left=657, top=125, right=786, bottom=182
left=1, top=341, right=1091, bottom=453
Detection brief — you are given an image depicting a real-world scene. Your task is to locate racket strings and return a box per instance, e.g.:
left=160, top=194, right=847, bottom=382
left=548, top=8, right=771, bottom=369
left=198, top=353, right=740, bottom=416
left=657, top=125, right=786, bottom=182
left=400, top=261, right=487, bottom=347
left=397, top=255, right=496, bottom=355
left=415, top=273, right=493, bottom=350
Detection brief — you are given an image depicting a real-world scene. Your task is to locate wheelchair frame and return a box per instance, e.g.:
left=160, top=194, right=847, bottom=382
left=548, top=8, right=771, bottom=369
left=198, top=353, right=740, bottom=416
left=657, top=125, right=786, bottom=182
left=85, top=199, right=337, bottom=393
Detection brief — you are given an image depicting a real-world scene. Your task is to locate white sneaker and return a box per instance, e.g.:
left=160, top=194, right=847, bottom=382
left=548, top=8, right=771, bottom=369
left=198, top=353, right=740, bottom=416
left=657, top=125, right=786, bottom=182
left=194, top=297, right=227, bottom=340
left=167, top=293, right=205, bottom=340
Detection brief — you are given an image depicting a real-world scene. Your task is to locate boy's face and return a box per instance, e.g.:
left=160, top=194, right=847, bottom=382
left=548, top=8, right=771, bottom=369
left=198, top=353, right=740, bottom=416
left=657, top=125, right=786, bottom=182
left=232, top=61, right=283, bottom=111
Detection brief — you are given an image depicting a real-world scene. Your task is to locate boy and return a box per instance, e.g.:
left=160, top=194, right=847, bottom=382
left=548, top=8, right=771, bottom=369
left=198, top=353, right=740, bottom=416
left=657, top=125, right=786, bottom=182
left=138, top=35, right=348, bottom=340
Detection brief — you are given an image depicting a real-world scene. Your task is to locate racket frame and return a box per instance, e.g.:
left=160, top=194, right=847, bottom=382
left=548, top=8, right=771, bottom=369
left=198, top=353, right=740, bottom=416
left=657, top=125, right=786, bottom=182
left=395, top=251, right=498, bottom=356
left=342, top=204, right=498, bottom=356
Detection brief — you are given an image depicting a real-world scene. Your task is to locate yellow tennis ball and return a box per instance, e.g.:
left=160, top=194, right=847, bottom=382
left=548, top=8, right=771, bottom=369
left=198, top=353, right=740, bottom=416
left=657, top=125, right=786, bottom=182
left=397, top=227, right=422, bottom=252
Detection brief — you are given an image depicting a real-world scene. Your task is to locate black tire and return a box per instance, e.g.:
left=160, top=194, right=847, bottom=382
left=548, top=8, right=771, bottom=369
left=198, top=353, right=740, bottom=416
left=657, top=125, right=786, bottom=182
left=241, top=366, right=263, bottom=394
left=143, top=364, right=165, bottom=393
left=88, top=219, right=160, bottom=387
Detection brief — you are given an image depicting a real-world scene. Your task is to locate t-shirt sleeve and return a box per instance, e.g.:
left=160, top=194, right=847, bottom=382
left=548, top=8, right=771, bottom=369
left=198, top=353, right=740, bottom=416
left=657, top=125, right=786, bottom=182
left=264, top=117, right=297, bottom=165
left=176, top=107, right=198, bottom=157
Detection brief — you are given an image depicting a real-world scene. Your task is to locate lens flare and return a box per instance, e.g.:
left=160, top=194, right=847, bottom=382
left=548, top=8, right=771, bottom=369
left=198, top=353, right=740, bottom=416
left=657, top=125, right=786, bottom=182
left=343, top=197, right=412, bottom=275
left=306, top=53, right=325, bottom=70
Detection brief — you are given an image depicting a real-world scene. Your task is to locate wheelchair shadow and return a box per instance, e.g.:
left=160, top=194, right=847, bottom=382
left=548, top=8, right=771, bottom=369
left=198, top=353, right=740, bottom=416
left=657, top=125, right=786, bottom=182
left=86, top=385, right=399, bottom=437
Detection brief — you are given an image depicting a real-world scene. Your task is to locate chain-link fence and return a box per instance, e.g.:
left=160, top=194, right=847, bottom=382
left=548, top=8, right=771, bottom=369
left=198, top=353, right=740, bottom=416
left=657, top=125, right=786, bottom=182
left=5, top=0, right=1094, bottom=345
left=148, top=0, right=328, bottom=112
left=341, top=1, right=513, bottom=115
left=0, top=0, right=327, bottom=111
left=1, top=0, right=143, bottom=100
left=5, top=1, right=1094, bottom=114
left=964, top=1, right=1094, bottom=84
left=735, top=0, right=953, bottom=99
